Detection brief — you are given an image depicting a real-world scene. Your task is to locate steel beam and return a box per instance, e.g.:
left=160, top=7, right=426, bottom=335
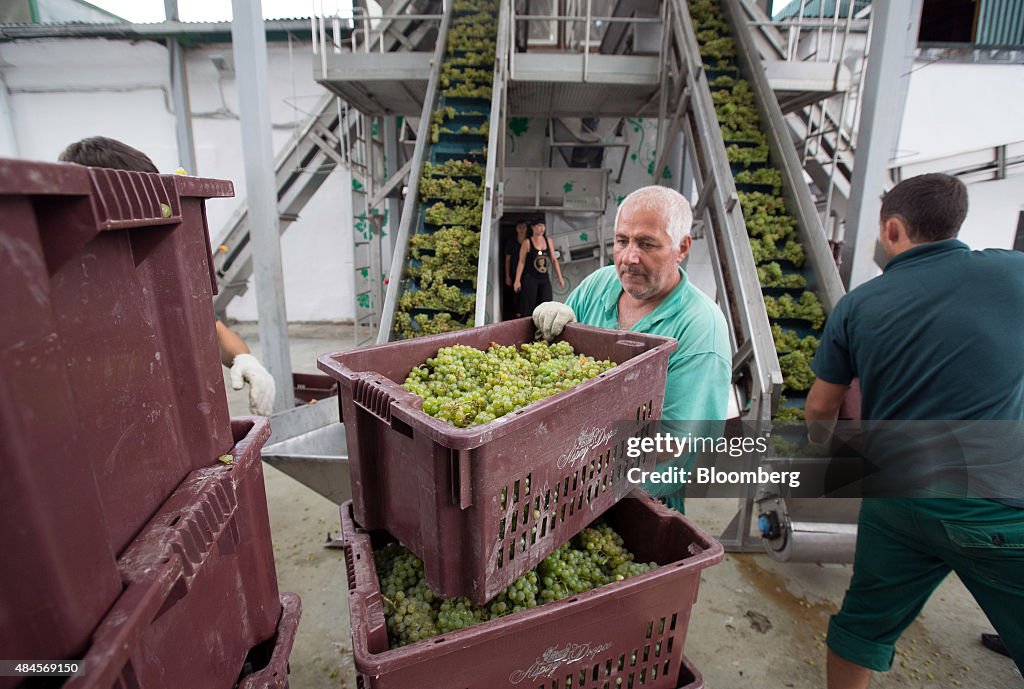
left=231, top=0, right=293, bottom=413
left=840, top=0, right=923, bottom=289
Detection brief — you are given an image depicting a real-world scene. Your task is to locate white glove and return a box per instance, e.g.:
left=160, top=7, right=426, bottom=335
left=532, top=301, right=576, bottom=340
left=230, top=353, right=276, bottom=416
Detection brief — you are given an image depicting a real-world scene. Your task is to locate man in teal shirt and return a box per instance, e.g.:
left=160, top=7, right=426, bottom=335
left=806, top=174, right=1024, bottom=686
left=533, top=185, right=732, bottom=512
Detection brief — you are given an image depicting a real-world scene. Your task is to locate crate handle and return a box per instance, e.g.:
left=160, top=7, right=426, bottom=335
left=449, top=448, right=473, bottom=510
left=88, top=168, right=182, bottom=230
left=352, top=376, right=394, bottom=424
left=341, top=504, right=391, bottom=654
left=63, top=422, right=270, bottom=689
left=352, top=376, right=417, bottom=439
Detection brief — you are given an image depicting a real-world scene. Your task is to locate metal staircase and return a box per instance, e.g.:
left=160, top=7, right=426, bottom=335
left=213, top=2, right=436, bottom=329
left=211, top=94, right=363, bottom=318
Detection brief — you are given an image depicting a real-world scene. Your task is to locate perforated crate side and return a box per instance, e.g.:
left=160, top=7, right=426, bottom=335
left=320, top=318, right=678, bottom=604
left=340, top=492, right=723, bottom=689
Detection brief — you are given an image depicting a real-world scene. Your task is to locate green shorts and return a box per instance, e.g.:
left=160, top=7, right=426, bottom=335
left=828, top=497, right=1024, bottom=671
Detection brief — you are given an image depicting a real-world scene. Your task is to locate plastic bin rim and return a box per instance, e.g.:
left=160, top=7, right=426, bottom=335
left=0, top=157, right=234, bottom=199
left=341, top=493, right=724, bottom=671
left=317, top=321, right=678, bottom=450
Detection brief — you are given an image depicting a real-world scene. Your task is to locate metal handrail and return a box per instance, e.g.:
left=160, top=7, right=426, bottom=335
left=475, top=0, right=512, bottom=327
left=375, top=10, right=453, bottom=343
left=667, top=0, right=782, bottom=418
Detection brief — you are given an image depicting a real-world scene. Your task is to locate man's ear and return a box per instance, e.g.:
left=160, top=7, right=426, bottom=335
left=883, top=217, right=906, bottom=245
left=678, top=235, right=692, bottom=262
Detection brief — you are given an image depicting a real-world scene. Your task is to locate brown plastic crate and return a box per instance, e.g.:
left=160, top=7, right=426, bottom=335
left=318, top=318, right=677, bottom=604
left=61, top=418, right=298, bottom=689
left=340, top=491, right=722, bottom=689
left=293, top=371, right=339, bottom=404
left=238, top=592, right=303, bottom=689
left=0, top=158, right=235, bottom=672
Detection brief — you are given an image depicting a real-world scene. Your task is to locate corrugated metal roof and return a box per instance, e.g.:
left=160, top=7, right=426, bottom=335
left=0, top=18, right=331, bottom=41
left=977, top=0, right=1024, bottom=46
left=773, top=0, right=871, bottom=21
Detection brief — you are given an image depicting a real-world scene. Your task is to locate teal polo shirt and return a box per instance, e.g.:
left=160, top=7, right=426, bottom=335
left=813, top=239, right=1024, bottom=506
left=813, top=239, right=1024, bottom=421
left=566, top=265, right=731, bottom=423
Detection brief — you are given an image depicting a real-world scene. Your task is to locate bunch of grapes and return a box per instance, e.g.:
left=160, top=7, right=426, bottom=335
left=424, top=201, right=484, bottom=228
left=402, top=340, right=616, bottom=427
left=419, top=177, right=484, bottom=204
left=394, top=312, right=473, bottom=340
left=399, top=277, right=476, bottom=315
left=739, top=191, right=788, bottom=217
left=779, top=350, right=816, bottom=392
left=375, top=523, right=657, bottom=648
left=771, top=323, right=819, bottom=357
left=734, top=167, right=783, bottom=191
left=763, top=292, right=825, bottom=330
left=757, top=263, right=806, bottom=289
left=423, top=159, right=485, bottom=178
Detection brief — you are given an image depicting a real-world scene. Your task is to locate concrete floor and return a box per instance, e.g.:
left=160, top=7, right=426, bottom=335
left=225, top=323, right=1022, bottom=689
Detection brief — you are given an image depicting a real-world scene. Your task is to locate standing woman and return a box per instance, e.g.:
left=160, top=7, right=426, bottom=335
left=514, top=215, right=565, bottom=316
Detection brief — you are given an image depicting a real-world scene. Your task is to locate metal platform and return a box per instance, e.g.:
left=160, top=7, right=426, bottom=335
left=315, top=52, right=433, bottom=117
left=509, top=54, right=660, bottom=116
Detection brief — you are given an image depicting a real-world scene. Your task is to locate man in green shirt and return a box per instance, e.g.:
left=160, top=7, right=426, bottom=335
left=533, top=185, right=732, bottom=512
left=806, top=174, right=1024, bottom=686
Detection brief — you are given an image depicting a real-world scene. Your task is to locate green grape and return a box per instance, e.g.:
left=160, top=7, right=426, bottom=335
left=734, top=167, right=783, bottom=191
left=764, top=292, right=825, bottom=330
left=779, top=350, right=816, bottom=392
left=375, top=520, right=655, bottom=648
left=770, top=324, right=819, bottom=357
left=757, top=263, right=806, bottom=289
left=402, top=341, right=616, bottom=427
left=423, top=160, right=486, bottom=178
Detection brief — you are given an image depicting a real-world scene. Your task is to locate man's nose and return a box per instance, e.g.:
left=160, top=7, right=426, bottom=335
left=620, top=242, right=641, bottom=263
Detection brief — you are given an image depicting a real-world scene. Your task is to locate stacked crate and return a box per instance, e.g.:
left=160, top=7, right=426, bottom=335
left=320, top=313, right=724, bottom=688
left=0, top=159, right=299, bottom=689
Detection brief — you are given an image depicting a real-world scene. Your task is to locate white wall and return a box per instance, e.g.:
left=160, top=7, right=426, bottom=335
left=896, top=62, right=1024, bottom=165
left=894, top=60, right=1024, bottom=250
left=960, top=178, right=1023, bottom=250
left=0, top=36, right=355, bottom=322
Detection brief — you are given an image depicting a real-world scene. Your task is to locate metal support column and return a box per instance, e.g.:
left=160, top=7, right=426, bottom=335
left=0, top=73, right=18, bottom=158
left=840, top=0, right=923, bottom=289
left=164, top=0, right=197, bottom=174
left=231, top=0, right=293, bottom=413
left=383, top=116, right=402, bottom=279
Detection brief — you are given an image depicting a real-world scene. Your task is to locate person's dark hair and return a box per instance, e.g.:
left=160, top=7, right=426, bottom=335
left=59, top=136, right=159, bottom=174
left=880, top=173, right=967, bottom=243
left=530, top=214, right=545, bottom=227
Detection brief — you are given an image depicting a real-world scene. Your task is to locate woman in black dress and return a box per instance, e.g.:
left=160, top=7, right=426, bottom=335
left=513, top=215, right=564, bottom=316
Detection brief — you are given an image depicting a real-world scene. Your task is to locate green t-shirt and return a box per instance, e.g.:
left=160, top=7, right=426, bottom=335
left=567, top=264, right=731, bottom=420
left=566, top=265, right=732, bottom=509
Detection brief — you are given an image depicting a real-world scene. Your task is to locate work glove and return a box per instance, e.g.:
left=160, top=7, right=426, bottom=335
left=230, top=353, right=276, bottom=416
left=532, top=301, right=575, bottom=340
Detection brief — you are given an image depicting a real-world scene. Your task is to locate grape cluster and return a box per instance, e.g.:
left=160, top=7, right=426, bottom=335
left=734, top=167, right=783, bottom=192
left=779, top=350, right=816, bottom=392
left=375, top=522, right=657, bottom=648
left=419, top=177, right=484, bottom=204
left=763, top=292, right=826, bottom=330
left=394, top=312, right=473, bottom=340
left=423, top=159, right=485, bottom=178
left=771, top=323, right=819, bottom=357
left=758, top=263, right=807, bottom=289
left=402, top=340, right=616, bottom=427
